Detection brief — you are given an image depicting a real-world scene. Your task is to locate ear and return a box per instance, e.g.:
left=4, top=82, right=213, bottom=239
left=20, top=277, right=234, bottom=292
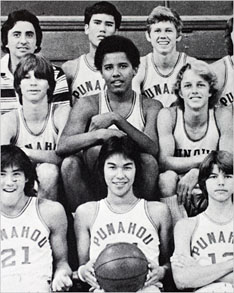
left=176, top=35, right=182, bottom=42
left=84, top=24, right=89, bottom=35
left=133, top=67, right=138, bottom=76
left=145, top=31, right=151, bottom=43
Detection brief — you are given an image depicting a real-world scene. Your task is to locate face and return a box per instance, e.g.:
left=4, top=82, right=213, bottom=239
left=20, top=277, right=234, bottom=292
left=85, top=14, right=116, bottom=48
left=6, top=21, right=37, bottom=60
left=180, top=69, right=211, bottom=110
left=104, top=153, right=136, bottom=197
left=101, top=52, right=137, bottom=95
left=20, top=70, right=49, bottom=103
left=0, top=165, right=27, bottom=208
left=205, top=165, right=233, bottom=203
left=146, top=20, right=181, bottom=55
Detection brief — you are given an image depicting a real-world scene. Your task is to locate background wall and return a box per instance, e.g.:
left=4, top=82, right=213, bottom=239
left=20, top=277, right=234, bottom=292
left=1, top=0, right=233, bottom=65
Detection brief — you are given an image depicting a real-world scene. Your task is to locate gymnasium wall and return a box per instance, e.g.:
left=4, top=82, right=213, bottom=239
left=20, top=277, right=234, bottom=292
left=1, top=0, right=233, bottom=65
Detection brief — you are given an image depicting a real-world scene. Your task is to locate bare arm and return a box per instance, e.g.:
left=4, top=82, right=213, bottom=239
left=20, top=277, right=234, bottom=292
left=172, top=219, right=233, bottom=290
left=62, top=59, right=77, bottom=88
left=157, top=108, right=207, bottom=173
left=1, top=111, right=17, bottom=145
left=210, top=58, right=226, bottom=92
left=132, top=57, right=146, bottom=93
left=39, top=199, right=72, bottom=291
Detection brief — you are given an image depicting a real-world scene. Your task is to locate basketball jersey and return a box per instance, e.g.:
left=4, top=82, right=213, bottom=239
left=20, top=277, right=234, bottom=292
left=218, top=56, right=234, bottom=107
left=13, top=105, right=58, bottom=150
left=173, top=108, right=220, bottom=157
left=191, top=212, right=233, bottom=266
left=99, top=91, right=145, bottom=132
left=1, top=197, right=53, bottom=292
left=89, top=199, right=160, bottom=263
left=140, top=52, right=196, bottom=107
left=71, top=54, right=106, bottom=100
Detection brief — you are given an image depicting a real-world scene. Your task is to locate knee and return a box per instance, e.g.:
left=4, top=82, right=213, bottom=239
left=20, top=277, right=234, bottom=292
left=140, top=153, right=158, bottom=175
left=61, top=155, right=81, bottom=175
left=158, top=170, right=178, bottom=198
left=37, top=163, right=59, bottom=183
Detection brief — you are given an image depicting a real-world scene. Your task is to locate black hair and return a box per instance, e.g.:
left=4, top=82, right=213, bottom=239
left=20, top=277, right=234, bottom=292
left=95, top=35, right=140, bottom=71
left=1, top=145, right=38, bottom=197
left=198, top=151, right=233, bottom=199
left=1, top=9, right=42, bottom=54
left=14, top=53, right=55, bottom=104
left=84, top=1, right=121, bottom=29
left=224, top=17, right=233, bottom=56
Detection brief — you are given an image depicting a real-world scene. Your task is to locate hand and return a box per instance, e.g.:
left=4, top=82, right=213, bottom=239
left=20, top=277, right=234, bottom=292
left=89, top=113, right=117, bottom=131
left=144, top=259, right=164, bottom=288
left=97, top=128, right=126, bottom=141
left=79, top=260, right=100, bottom=289
left=52, top=268, right=73, bottom=291
left=170, top=254, right=197, bottom=268
left=177, top=168, right=199, bottom=205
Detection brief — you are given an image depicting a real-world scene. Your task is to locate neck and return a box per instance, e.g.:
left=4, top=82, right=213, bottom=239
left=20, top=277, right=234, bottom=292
left=184, top=105, right=209, bottom=126
left=107, top=87, right=134, bottom=103
left=1, top=195, right=29, bottom=217
left=87, top=45, right=97, bottom=67
left=8, top=54, right=21, bottom=73
left=22, top=101, right=49, bottom=121
left=153, top=49, right=179, bottom=68
left=106, top=190, right=137, bottom=207
left=205, top=199, right=233, bottom=222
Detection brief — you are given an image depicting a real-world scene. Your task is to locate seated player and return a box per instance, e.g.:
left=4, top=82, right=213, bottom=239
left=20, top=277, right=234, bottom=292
left=62, top=1, right=121, bottom=103
left=74, top=136, right=172, bottom=292
left=1, top=53, right=70, bottom=200
left=1, top=9, right=71, bottom=114
left=210, top=17, right=233, bottom=108
left=171, top=150, right=233, bottom=292
left=1, top=144, right=72, bottom=292
left=157, top=60, right=233, bottom=226
left=57, top=35, right=162, bottom=212
left=132, top=5, right=196, bottom=107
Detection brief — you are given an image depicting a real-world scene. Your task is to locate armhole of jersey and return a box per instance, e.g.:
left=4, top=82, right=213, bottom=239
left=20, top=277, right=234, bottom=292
left=213, top=108, right=221, bottom=139
left=35, top=198, right=51, bottom=234
left=139, top=94, right=146, bottom=126
left=98, top=91, right=102, bottom=114
left=172, top=107, right=177, bottom=134
left=144, top=200, right=159, bottom=232
left=142, top=55, right=148, bottom=90
left=90, top=201, right=100, bottom=230
left=51, top=104, right=59, bottom=135
left=71, top=57, right=81, bottom=89
left=190, top=215, right=200, bottom=245
left=11, top=110, right=20, bottom=145
left=219, top=57, right=228, bottom=94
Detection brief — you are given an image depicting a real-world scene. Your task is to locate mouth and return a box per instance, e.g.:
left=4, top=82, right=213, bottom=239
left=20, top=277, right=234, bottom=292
left=215, top=189, right=228, bottom=192
left=157, top=41, right=170, bottom=45
left=3, top=189, right=16, bottom=193
left=190, top=96, right=201, bottom=100
left=113, top=182, right=127, bottom=186
left=111, top=80, right=123, bottom=86
left=97, top=35, right=105, bottom=40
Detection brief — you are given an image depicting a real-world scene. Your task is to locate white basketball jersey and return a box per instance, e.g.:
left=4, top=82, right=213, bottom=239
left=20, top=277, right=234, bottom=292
left=173, top=108, right=219, bottom=157
left=219, top=56, right=234, bottom=107
left=99, top=91, right=145, bottom=132
left=141, top=52, right=196, bottom=107
left=191, top=212, right=233, bottom=266
left=89, top=199, right=160, bottom=263
left=71, top=54, right=106, bottom=100
left=13, top=105, right=58, bottom=150
left=1, top=197, right=53, bottom=292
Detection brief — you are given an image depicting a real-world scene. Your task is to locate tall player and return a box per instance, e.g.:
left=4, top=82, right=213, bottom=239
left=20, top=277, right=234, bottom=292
left=1, top=9, right=71, bottom=114
left=74, top=136, right=172, bottom=292
left=132, top=5, right=196, bottom=107
left=1, top=144, right=72, bottom=292
left=157, top=60, right=233, bottom=227
left=57, top=35, right=162, bottom=212
left=62, top=1, right=121, bottom=103
left=210, top=17, right=233, bottom=107
left=171, top=150, right=233, bottom=292
left=1, top=53, right=70, bottom=200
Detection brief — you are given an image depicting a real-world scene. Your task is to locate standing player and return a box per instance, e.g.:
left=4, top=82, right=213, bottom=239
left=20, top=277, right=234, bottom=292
left=171, top=150, right=233, bottom=292
left=157, top=60, right=233, bottom=226
left=74, top=136, right=172, bottom=292
left=132, top=5, right=196, bottom=107
left=57, top=35, right=162, bottom=212
left=210, top=17, right=233, bottom=107
left=1, top=144, right=72, bottom=292
left=1, top=53, right=70, bottom=200
left=1, top=9, right=71, bottom=114
left=62, top=1, right=121, bottom=103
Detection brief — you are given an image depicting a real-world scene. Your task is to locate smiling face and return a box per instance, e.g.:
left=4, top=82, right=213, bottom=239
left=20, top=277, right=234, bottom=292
left=101, top=52, right=137, bottom=95
left=205, top=164, right=233, bottom=203
left=180, top=69, right=211, bottom=110
left=6, top=21, right=37, bottom=61
left=20, top=70, right=49, bottom=104
left=146, top=20, right=181, bottom=55
left=104, top=153, right=136, bottom=198
left=85, top=13, right=116, bottom=49
left=0, top=165, right=27, bottom=209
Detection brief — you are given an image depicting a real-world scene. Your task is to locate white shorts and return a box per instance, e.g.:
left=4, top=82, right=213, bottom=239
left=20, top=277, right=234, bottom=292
left=195, top=282, right=233, bottom=293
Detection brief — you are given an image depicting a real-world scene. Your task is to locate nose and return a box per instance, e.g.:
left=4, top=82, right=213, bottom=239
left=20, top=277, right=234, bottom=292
left=217, top=174, right=225, bottom=185
left=19, top=33, right=27, bottom=44
left=112, top=66, right=120, bottom=77
left=192, top=84, right=198, bottom=94
left=116, top=167, right=124, bottom=179
left=29, top=75, right=37, bottom=85
left=99, top=22, right=106, bottom=32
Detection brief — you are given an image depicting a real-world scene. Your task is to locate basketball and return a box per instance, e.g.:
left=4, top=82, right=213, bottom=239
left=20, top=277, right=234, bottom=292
left=94, top=242, right=148, bottom=292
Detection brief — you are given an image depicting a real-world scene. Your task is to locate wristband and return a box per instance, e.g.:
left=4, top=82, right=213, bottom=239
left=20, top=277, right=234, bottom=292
left=77, top=265, right=85, bottom=282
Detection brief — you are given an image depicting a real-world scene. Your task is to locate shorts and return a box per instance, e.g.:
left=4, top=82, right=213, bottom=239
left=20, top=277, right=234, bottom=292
left=195, top=282, right=233, bottom=293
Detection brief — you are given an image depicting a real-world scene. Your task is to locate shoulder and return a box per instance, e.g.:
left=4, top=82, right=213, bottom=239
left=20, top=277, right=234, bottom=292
left=142, top=95, right=163, bottom=111
left=53, top=104, right=71, bottom=126
left=75, top=201, right=98, bottom=227
left=185, top=54, right=197, bottom=63
left=75, top=94, right=99, bottom=113
left=1, top=110, right=18, bottom=131
left=146, top=201, right=171, bottom=227
left=62, top=57, right=81, bottom=79
left=214, top=106, right=232, bottom=126
left=174, top=216, right=197, bottom=237
left=158, top=106, right=176, bottom=124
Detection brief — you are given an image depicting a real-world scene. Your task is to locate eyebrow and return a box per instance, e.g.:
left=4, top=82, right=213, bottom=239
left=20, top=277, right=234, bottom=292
left=106, top=162, right=133, bottom=166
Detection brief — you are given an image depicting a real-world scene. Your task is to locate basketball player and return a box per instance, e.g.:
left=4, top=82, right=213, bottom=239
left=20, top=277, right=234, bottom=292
left=210, top=17, right=233, bottom=107
left=1, top=9, right=71, bottom=114
left=57, top=35, right=162, bottom=212
left=171, top=150, right=233, bottom=292
left=62, top=1, right=121, bottom=103
left=74, top=136, right=172, bottom=292
left=1, top=144, right=73, bottom=292
left=157, top=60, right=233, bottom=227
left=132, top=5, right=196, bottom=107
left=1, top=53, right=70, bottom=200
